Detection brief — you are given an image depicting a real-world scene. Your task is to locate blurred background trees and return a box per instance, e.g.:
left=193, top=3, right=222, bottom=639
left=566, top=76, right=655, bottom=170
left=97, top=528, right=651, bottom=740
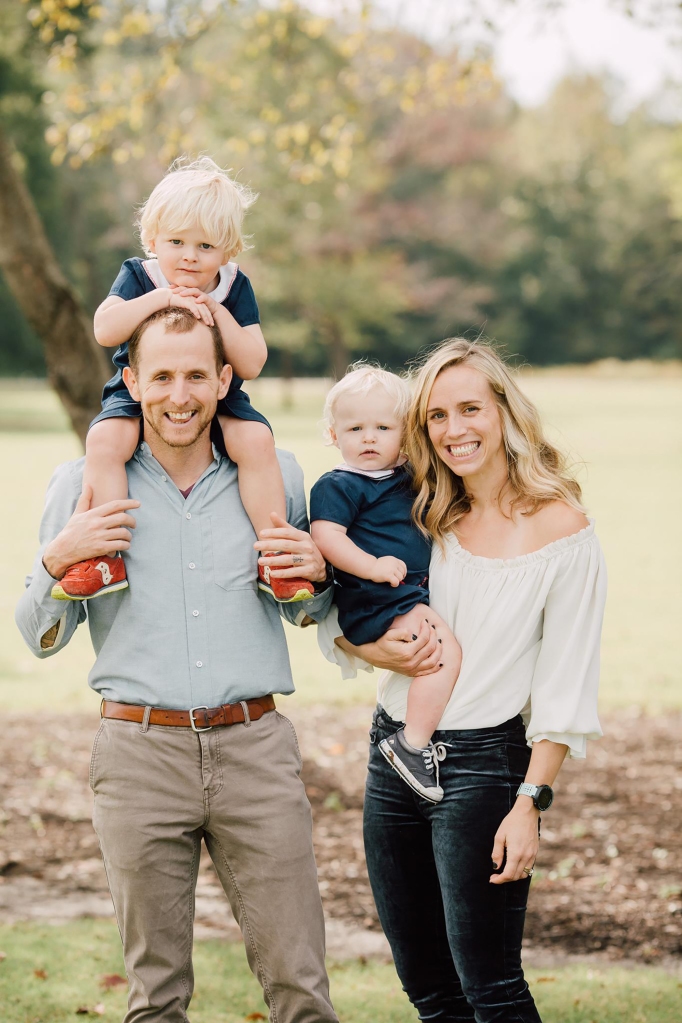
left=1, top=0, right=682, bottom=405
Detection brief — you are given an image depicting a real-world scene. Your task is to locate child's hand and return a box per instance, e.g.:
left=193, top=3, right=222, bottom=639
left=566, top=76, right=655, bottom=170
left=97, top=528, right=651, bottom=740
left=370, top=556, right=407, bottom=587
left=169, top=285, right=219, bottom=319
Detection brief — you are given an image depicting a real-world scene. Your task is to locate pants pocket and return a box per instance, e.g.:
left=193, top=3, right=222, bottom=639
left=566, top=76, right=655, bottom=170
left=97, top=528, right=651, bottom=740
left=89, top=720, right=106, bottom=793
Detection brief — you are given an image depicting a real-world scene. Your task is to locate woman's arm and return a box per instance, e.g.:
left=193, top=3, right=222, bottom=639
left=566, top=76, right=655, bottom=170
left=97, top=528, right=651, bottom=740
left=335, top=617, right=441, bottom=676
left=312, top=520, right=407, bottom=585
left=489, top=738, right=568, bottom=885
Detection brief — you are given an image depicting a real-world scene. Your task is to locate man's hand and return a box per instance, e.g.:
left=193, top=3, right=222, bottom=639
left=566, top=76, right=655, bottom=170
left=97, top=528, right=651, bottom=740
left=489, top=801, right=540, bottom=885
left=336, top=617, right=440, bottom=676
left=42, top=485, right=140, bottom=580
left=169, top=285, right=219, bottom=324
left=370, top=556, right=407, bottom=587
left=254, top=512, right=327, bottom=583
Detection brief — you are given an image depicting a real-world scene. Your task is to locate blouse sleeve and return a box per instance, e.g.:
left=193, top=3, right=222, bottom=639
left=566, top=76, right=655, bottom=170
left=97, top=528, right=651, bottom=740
left=526, top=534, right=607, bottom=759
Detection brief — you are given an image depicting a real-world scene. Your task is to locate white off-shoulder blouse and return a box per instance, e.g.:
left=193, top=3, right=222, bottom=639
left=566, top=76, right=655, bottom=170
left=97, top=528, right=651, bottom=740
left=317, top=520, right=607, bottom=758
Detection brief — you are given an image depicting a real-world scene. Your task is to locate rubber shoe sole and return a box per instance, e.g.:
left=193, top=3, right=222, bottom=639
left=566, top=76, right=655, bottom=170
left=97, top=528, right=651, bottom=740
left=51, top=578, right=129, bottom=601
left=378, top=737, right=444, bottom=803
left=257, top=578, right=314, bottom=603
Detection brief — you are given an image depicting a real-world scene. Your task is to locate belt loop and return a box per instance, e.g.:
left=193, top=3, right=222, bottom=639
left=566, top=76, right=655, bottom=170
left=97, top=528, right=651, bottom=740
left=239, top=700, right=251, bottom=727
left=139, top=706, right=152, bottom=733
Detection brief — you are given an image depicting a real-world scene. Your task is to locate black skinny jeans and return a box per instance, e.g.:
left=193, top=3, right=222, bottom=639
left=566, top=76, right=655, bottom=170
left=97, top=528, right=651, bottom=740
left=363, top=707, right=542, bottom=1023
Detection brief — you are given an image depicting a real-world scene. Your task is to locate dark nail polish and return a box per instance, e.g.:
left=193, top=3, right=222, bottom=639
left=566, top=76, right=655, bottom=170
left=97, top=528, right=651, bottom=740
left=438, top=638, right=442, bottom=644
left=432, top=625, right=436, bottom=630
left=412, top=634, right=418, bottom=641
left=439, top=663, right=443, bottom=668
left=492, top=861, right=498, bottom=869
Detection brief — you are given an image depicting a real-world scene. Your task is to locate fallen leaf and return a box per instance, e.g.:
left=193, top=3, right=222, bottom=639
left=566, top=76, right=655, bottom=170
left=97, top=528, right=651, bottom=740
left=75, top=1005, right=106, bottom=1015
left=0, top=951, right=6, bottom=962
left=535, top=976, right=555, bottom=983
left=34, top=968, right=48, bottom=979
left=245, top=1014, right=266, bottom=1021
left=99, top=973, right=127, bottom=989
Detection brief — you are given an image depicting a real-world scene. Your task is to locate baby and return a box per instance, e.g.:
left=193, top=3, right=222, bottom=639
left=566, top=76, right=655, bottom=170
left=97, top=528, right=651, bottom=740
left=310, top=365, right=462, bottom=802
left=51, top=156, right=311, bottom=604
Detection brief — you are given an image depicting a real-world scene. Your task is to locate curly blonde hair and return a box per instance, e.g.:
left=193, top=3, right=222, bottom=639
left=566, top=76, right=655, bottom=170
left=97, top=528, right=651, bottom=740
left=406, top=339, right=584, bottom=547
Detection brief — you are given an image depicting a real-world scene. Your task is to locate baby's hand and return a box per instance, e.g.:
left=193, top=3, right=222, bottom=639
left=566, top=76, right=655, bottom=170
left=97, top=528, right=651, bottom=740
left=168, top=288, right=216, bottom=326
left=371, top=556, right=407, bottom=587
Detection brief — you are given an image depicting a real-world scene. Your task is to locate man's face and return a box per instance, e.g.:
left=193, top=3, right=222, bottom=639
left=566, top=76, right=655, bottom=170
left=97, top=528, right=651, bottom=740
left=124, top=322, right=231, bottom=449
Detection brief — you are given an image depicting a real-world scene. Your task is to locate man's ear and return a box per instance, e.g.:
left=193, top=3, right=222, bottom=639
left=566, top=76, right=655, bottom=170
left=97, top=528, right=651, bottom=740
left=122, top=366, right=141, bottom=402
left=218, top=363, right=232, bottom=401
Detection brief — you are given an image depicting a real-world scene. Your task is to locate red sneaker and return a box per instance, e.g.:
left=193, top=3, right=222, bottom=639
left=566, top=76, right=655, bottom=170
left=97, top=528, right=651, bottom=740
left=51, top=555, right=128, bottom=601
left=258, top=552, right=314, bottom=603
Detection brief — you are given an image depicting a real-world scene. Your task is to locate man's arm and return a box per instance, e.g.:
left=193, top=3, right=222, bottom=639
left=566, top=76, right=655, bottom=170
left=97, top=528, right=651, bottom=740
left=15, top=464, right=139, bottom=656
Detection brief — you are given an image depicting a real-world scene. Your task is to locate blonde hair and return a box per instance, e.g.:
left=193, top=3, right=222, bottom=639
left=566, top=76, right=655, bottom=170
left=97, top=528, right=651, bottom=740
left=407, top=338, right=584, bottom=546
left=137, top=155, right=257, bottom=261
left=322, top=362, right=411, bottom=445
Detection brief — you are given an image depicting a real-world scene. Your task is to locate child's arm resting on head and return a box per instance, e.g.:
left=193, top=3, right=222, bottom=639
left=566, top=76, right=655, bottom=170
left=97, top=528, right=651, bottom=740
left=311, top=519, right=407, bottom=587
left=94, top=288, right=220, bottom=348
left=168, top=286, right=267, bottom=381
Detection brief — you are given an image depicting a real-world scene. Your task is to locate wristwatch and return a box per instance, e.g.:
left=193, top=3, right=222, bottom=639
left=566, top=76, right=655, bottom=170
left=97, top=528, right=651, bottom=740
left=516, top=782, right=554, bottom=811
left=312, top=563, right=334, bottom=594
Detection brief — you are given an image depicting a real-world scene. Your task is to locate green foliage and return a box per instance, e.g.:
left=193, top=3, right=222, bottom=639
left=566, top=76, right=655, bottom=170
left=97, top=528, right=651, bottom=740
left=1, top=1, right=682, bottom=375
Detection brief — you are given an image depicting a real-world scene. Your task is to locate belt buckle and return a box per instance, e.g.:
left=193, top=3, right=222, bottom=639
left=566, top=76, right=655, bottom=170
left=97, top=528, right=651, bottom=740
left=189, top=705, right=211, bottom=732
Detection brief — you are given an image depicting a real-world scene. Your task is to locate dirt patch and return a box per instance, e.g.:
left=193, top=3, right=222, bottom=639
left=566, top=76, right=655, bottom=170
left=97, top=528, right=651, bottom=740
left=0, top=707, right=680, bottom=963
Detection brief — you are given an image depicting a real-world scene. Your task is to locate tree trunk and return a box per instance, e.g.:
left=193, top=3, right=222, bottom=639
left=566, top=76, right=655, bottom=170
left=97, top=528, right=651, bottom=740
left=0, top=125, right=110, bottom=445
left=328, top=321, right=350, bottom=381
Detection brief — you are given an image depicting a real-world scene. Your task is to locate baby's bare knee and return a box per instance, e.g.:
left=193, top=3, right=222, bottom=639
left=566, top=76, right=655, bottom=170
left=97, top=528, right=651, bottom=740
left=86, top=418, right=140, bottom=462
left=220, top=418, right=275, bottom=466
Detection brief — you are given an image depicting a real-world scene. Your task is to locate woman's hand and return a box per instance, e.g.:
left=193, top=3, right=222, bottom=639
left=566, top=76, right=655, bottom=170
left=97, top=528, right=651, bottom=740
left=336, top=617, right=440, bottom=676
left=489, top=801, right=540, bottom=885
left=254, top=512, right=327, bottom=583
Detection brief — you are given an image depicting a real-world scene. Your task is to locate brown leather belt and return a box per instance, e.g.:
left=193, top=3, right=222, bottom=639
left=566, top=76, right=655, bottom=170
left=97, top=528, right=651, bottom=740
left=101, top=695, right=276, bottom=732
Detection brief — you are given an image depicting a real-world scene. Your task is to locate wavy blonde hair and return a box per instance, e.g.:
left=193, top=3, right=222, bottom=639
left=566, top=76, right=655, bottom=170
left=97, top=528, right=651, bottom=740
left=406, top=338, right=584, bottom=546
left=137, top=155, right=257, bottom=261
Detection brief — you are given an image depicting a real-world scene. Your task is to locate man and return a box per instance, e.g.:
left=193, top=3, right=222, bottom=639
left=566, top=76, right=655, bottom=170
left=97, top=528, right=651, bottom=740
left=16, top=306, right=338, bottom=1023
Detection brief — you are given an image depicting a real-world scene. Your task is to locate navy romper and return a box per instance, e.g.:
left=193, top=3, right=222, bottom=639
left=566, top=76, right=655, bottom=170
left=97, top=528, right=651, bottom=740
left=309, top=464, right=432, bottom=646
left=90, top=257, right=271, bottom=434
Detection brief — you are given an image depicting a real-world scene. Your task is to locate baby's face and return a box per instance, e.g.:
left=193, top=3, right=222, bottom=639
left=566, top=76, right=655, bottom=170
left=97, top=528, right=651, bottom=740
left=330, top=386, right=404, bottom=471
left=149, top=225, right=225, bottom=293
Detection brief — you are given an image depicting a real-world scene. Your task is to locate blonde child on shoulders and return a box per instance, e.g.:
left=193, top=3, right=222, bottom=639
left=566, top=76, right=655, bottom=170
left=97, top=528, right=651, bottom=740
left=310, top=366, right=462, bottom=802
left=52, top=156, right=311, bottom=604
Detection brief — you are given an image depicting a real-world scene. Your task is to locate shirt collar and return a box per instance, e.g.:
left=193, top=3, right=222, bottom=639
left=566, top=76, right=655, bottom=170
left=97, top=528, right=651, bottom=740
left=134, top=440, right=223, bottom=478
left=142, top=258, right=238, bottom=304
left=334, top=460, right=406, bottom=480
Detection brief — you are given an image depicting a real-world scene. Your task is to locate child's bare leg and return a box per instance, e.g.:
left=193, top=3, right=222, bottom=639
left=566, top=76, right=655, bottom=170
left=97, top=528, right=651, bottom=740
left=219, top=416, right=286, bottom=537
left=392, top=603, right=462, bottom=749
left=84, top=418, right=141, bottom=507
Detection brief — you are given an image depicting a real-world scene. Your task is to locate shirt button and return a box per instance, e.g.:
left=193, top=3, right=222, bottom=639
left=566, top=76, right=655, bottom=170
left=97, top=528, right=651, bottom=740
left=192, top=610, right=199, bottom=617
left=161, top=475, right=167, bottom=482
left=186, top=512, right=192, bottom=520
left=188, top=562, right=196, bottom=570
left=196, top=660, right=203, bottom=667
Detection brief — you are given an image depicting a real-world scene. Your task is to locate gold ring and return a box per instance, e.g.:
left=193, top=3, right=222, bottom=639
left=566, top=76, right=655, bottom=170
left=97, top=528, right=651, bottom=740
left=523, top=866, right=534, bottom=876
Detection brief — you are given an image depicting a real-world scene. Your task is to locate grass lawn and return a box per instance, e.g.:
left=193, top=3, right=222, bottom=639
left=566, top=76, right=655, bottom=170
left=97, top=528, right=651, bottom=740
left=0, top=919, right=680, bottom=1023
left=1, top=368, right=680, bottom=713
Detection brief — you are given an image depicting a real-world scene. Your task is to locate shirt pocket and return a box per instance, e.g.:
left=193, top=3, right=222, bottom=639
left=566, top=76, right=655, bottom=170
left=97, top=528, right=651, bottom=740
left=209, top=517, right=259, bottom=592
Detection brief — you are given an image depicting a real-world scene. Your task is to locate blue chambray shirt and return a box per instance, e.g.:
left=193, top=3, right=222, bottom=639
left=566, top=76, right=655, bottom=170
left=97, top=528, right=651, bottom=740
left=15, top=443, right=332, bottom=708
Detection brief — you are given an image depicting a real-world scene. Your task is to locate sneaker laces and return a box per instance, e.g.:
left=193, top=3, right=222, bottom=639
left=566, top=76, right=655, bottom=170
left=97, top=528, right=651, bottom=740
left=421, top=741, right=452, bottom=786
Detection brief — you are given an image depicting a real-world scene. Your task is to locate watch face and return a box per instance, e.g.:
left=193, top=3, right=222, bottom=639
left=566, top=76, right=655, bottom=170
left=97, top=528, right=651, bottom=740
left=536, top=785, right=554, bottom=811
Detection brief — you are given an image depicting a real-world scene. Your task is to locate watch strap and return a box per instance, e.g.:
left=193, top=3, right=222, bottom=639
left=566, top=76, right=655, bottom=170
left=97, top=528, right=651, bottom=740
left=517, top=782, right=539, bottom=799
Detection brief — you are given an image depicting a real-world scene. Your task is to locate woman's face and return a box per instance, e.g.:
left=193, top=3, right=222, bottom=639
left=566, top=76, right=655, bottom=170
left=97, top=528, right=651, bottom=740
left=425, top=364, right=505, bottom=479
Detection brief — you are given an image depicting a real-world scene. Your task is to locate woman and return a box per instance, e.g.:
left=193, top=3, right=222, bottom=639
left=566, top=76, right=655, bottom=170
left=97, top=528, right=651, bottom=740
left=318, top=339, right=606, bottom=1022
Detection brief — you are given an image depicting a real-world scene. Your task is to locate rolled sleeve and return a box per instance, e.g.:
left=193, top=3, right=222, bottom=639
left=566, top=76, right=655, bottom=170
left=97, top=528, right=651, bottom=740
left=526, top=535, right=607, bottom=759
left=15, top=461, right=87, bottom=658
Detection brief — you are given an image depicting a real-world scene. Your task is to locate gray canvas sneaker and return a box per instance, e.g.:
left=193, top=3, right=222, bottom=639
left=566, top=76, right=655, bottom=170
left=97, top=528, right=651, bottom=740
left=378, top=727, right=448, bottom=803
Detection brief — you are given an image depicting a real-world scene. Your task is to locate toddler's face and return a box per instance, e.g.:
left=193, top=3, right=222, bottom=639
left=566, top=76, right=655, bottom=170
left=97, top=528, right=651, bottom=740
left=330, top=386, right=404, bottom=471
left=149, top=226, right=226, bottom=293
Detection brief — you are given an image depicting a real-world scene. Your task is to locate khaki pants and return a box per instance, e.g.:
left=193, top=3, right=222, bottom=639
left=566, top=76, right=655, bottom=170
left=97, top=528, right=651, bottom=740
left=90, top=710, right=338, bottom=1023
